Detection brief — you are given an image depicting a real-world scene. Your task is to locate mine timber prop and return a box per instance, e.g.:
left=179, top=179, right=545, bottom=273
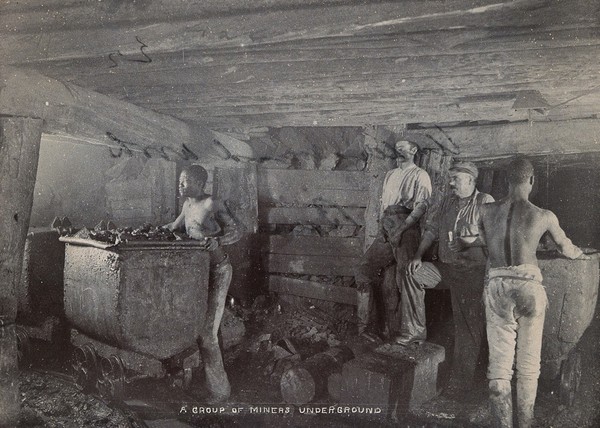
left=16, top=228, right=68, bottom=367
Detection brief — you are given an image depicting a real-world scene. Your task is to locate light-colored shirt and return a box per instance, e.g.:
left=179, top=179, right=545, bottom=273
left=427, top=189, right=494, bottom=266
left=380, top=164, right=432, bottom=217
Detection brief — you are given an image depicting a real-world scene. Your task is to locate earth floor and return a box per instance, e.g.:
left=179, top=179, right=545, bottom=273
left=17, top=297, right=600, bottom=428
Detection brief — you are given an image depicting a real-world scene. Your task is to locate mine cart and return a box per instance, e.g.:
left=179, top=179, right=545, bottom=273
left=60, top=237, right=210, bottom=396
left=538, top=251, right=599, bottom=406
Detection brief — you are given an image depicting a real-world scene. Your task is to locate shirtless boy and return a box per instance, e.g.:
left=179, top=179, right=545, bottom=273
left=164, top=164, right=241, bottom=402
left=478, top=158, right=589, bottom=428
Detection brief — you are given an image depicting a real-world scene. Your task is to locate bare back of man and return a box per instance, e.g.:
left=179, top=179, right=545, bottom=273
left=482, top=199, right=564, bottom=268
left=479, top=158, right=584, bottom=428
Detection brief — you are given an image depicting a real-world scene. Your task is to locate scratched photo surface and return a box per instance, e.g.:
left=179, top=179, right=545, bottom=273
left=2, top=1, right=600, bottom=427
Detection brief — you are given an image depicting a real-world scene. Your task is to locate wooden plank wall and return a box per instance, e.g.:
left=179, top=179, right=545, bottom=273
left=262, top=207, right=365, bottom=227
left=258, top=168, right=368, bottom=277
left=105, top=159, right=176, bottom=226
left=214, top=164, right=259, bottom=234
left=213, top=164, right=260, bottom=303
left=258, top=169, right=370, bottom=208
left=258, top=168, right=369, bottom=329
left=257, top=154, right=456, bottom=279
left=265, top=236, right=363, bottom=276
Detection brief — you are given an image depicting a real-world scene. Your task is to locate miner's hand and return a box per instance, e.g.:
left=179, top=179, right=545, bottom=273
left=577, top=253, right=592, bottom=260
left=407, top=258, right=423, bottom=276
left=448, top=239, right=466, bottom=252
left=206, top=237, right=220, bottom=251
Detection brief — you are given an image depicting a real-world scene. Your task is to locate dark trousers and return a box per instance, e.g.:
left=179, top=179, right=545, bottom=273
left=401, top=261, right=487, bottom=386
left=198, top=255, right=232, bottom=400
left=355, top=223, right=420, bottom=335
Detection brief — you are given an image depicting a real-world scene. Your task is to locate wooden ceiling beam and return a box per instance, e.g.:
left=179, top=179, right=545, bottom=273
left=1, top=0, right=589, bottom=65
left=1, top=1, right=547, bottom=34
left=22, top=37, right=600, bottom=87
left=0, top=66, right=250, bottom=162
left=6, top=23, right=599, bottom=74
left=408, top=118, right=600, bottom=160
left=2, top=1, right=598, bottom=134
left=13, top=31, right=598, bottom=127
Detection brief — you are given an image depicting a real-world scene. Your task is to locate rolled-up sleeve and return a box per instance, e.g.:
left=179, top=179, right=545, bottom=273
left=480, top=194, right=495, bottom=205
left=414, top=170, right=432, bottom=207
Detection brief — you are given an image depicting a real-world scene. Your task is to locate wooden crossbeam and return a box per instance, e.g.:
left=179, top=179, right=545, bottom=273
left=0, top=66, right=251, bottom=162
left=269, top=275, right=369, bottom=333
left=257, top=169, right=370, bottom=207
left=263, top=235, right=363, bottom=257
left=261, top=207, right=365, bottom=226
left=266, top=254, right=360, bottom=276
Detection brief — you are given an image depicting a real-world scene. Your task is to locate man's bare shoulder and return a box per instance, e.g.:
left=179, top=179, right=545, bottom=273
left=514, top=201, right=556, bottom=229
left=537, top=206, right=559, bottom=224
left=209, top=196, right=225, bottom=208
left=522, top=200, right=550, bottom=217
left=181, top=198, right=192, bottom=211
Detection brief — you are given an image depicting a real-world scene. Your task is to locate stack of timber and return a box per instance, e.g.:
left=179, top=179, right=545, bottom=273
left=257, top=168, right=369, bottom=332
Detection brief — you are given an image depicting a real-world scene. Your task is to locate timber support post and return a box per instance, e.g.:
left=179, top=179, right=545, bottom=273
left=0, top=116, right=43, bottom=427
left=362, top=125, right=398, bottom=251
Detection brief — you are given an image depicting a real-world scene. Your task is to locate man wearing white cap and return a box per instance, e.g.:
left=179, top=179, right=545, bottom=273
left=354, top=140, right=432, bottom=338
left=400, top=160, right=494, bottom=395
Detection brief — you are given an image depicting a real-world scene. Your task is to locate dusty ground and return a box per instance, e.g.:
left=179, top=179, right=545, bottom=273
left=19, top=371, right=133, bottom=428
left=17, top=293, right=600, bottom=427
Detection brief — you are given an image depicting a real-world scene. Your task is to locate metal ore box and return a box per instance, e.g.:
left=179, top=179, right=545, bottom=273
left=538, top=251, right=599, bottom=378
left=62, top=240, right=210, bottom=361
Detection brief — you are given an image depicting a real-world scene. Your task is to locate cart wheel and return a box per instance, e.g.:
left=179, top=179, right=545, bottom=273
left=559, top=350, right=582, bottom=407
left=97, top=355, right=126, bottom=398
left=73, top=344, right=99, bottom=392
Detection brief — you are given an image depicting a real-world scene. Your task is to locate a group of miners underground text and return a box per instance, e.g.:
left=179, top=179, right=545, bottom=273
left=355, top=140, right=589, bottom=428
